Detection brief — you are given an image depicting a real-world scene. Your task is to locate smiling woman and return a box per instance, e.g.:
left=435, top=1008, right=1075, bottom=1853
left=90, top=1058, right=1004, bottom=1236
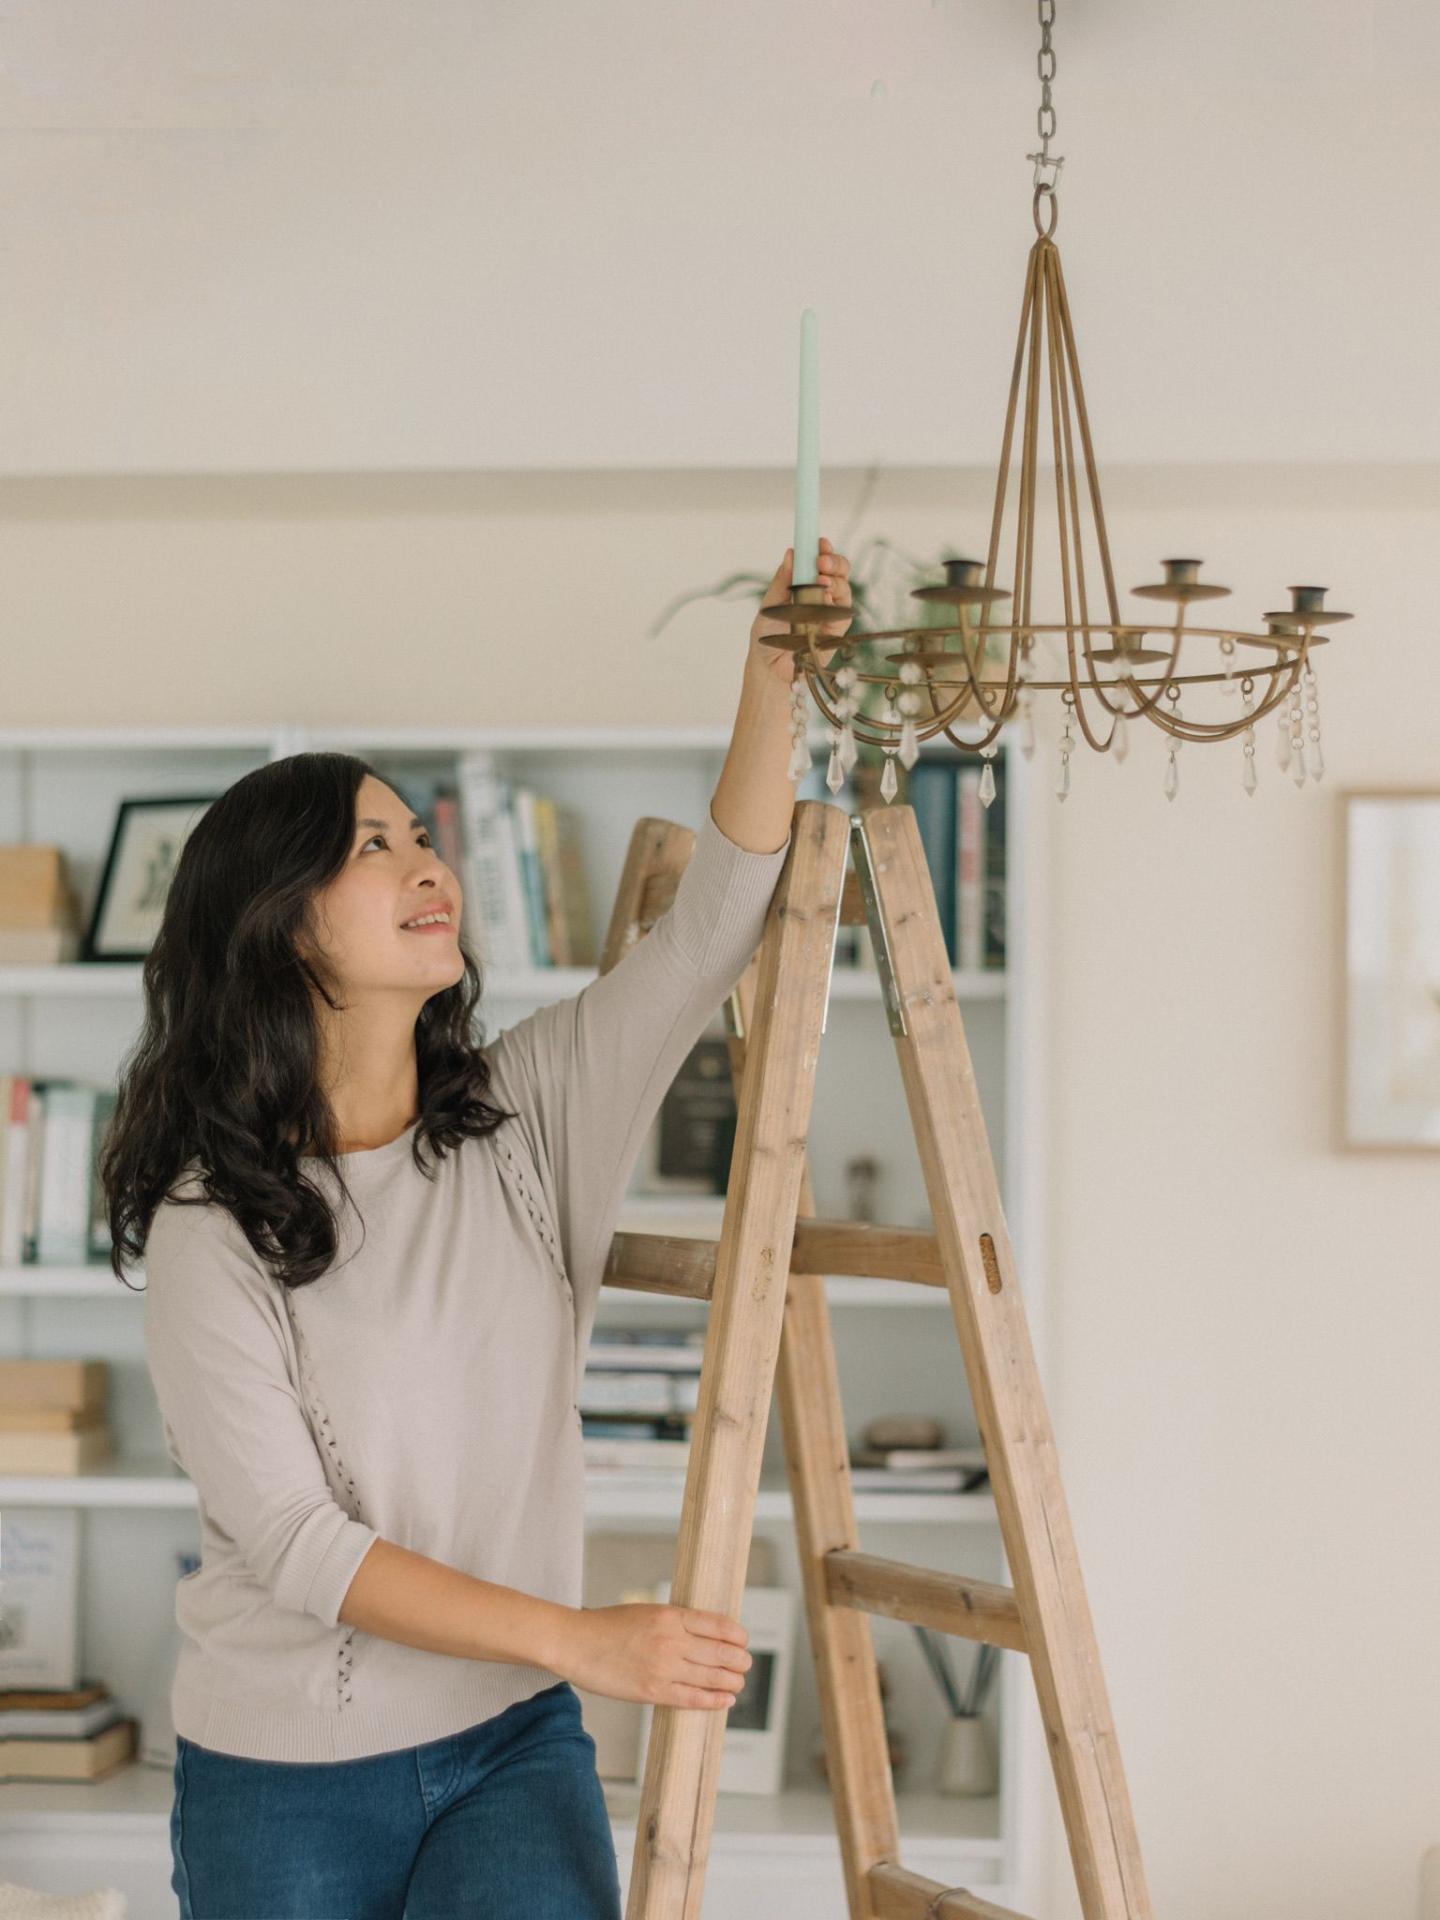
left=299, top=770, right=473, bottom=1153
left=104, top=741, right=789, bottom=1919
left=100, top=750, right=520, bottom=1291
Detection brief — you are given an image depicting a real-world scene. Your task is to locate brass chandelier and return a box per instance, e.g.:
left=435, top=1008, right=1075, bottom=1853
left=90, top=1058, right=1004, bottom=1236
left=762, top=0, right=1351, bottom=807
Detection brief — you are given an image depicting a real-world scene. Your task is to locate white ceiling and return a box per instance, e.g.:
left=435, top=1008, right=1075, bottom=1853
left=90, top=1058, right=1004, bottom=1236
left=0, top=0, right=1432, bottom=473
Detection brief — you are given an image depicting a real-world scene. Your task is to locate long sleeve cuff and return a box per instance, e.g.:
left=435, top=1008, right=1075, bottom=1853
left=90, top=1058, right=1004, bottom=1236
left=286, top=1510, right=382, bottom=1628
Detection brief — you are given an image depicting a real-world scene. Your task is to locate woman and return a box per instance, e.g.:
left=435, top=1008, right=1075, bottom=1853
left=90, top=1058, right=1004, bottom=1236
left=105, top=541, right=851, bottom=1919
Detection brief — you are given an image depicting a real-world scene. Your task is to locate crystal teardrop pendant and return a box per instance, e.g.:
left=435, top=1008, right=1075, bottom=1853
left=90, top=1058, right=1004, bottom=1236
left=898, top=717, right=920, bottom=770
left=1055, top=751, right=1070, bottom=802
left=826, top=744, right=845, bottom=794
left=1241, top=691, right=1258, bottom=795
left=1113, top=711, right=1129, bottom=763
left=839, top=720, right=859, bottom=775
left=1019, top=689, right=1036, bottom=759
left=788, top=679, right=812, bottom=779
left=1303, top=661, right=1325, bottom=782
left=979, top=757, right=996, bottom=806
left=879, top=752, right=899, bottom=803
left=1291, top=740, right=1307, bottom=788
left=1164, top=750, right=1180, bottom=800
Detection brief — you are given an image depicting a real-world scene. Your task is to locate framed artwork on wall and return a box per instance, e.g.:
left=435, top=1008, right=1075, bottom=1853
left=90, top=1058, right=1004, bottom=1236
left=80, top=794, right=218, bottom=962
left=1342, top=788, right=1440, bottom=1150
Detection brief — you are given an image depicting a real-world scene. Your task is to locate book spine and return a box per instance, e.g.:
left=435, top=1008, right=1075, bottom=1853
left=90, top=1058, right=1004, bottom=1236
left=38, top=1084, right=97, bottom=1266
left=553, top=805, right=597, bottom=968
left=0, top=1074, right=11, bottom=1269
left=512, top=788, right=552, bottom=968
left=907, top=760, right=957, bottom=968
left=534, top=795, right=568, bottom=967
left=984, top=755, right=1008, bottom=970
left=430, top=790, right=465, bottom=891
left=1, top=1078, right=29, bottom=1267
left=455, top=754, right=530, bottom=973
left=89, top=1088, right=118, bottom=1258
left=22, top=1080, right=48, bottom=1265
left=956, top=766, right=984, bottom=974
left=490, top=787, right=535, bottom=971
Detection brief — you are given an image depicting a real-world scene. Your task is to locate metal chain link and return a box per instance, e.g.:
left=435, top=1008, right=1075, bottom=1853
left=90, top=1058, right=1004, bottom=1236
left=1027, top=0, right=1065, bottom=193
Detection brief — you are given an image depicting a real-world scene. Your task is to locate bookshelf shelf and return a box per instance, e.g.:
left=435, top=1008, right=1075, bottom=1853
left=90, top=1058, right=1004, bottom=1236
left=0, top=961, right=1006, bottom=1001
left=0, top=720, right=1042, bottom=1911
left=0, top=1763, right=1005, bottom=1869
left=0, top=1262, right=958, bottom=1307
left=0, top=1452, right=1000, bottom=1526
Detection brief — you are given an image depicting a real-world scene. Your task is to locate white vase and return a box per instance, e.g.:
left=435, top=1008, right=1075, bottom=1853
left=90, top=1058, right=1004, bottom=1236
left=936, top=1712, right=996, bottom=1797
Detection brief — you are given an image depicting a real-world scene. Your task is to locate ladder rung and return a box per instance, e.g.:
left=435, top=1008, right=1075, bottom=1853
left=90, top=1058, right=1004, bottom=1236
left=602, top=1219, right=945, bottom=1300
left=867, top=1863, right=1033, bottom=1919
left=792, top=1218, right=945, bottom=1285
left=825, top=1549, right=1029, bottom=1654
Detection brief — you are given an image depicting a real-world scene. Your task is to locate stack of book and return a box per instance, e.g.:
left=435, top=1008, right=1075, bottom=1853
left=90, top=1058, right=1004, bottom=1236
left=440, top=750, right=598, bottom=973
left=0, top=1359, right=111, bottom=1475
left=0, top=1680, right=137, bottom=1784
left=580, top=1328, right=706, bottom=1484
left=0, top=1074, right=117, bottom=1267
left=847, top=1443, right=991, bottom=1494
left=0, top=841, right=82, bottom=965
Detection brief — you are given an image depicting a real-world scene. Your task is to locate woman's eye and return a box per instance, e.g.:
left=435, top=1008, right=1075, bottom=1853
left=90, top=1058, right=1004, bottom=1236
left=362, top=832, right=432, bottom=852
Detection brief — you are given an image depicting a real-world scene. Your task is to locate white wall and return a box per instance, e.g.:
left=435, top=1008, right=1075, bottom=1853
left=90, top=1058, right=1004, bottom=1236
left=1, top=4, right=1437, bottom=1913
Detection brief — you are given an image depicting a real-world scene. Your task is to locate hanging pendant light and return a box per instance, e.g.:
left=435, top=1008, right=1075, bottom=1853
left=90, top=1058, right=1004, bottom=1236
left=762, top=0, right=1352, bottom=805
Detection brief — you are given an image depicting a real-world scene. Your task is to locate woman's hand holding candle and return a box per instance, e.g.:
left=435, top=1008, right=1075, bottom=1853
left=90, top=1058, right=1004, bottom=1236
left=745, top=535, right=853, bottom=690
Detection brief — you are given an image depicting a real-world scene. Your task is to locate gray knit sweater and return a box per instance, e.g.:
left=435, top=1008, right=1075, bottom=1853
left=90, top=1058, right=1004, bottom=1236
left=141, top=803, right=791, bottom=1762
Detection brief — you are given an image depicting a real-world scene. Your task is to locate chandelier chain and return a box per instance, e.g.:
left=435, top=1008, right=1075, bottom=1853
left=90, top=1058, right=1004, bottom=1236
left=1029, top=0, right=1064, bottom=193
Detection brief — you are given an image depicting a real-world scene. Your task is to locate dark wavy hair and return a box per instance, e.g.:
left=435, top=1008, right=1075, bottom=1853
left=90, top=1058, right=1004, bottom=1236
left=101, top=751, right=518, bottom=1294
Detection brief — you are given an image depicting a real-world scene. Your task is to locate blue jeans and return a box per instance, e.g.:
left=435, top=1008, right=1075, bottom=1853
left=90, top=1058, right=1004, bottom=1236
left=169, top=1679, right=623, bottom=1919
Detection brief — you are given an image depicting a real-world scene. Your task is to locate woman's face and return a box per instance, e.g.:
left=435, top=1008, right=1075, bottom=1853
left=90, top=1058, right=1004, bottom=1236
left=305, top=775, right=466, bottom=1000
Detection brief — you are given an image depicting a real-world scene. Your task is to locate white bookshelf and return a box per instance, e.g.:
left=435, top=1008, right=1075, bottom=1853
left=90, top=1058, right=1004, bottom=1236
left=0, top=721, right=1049, bottom=1919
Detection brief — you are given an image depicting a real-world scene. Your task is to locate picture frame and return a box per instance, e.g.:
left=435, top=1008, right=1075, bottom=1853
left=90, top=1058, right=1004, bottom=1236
left=80, top=794, right=219, bottom=962
left=1341, top=787, right=1440, bottom=1151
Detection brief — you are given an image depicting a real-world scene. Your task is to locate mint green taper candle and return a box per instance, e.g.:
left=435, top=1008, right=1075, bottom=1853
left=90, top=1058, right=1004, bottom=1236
left=792, top=307, right=820, bottom=586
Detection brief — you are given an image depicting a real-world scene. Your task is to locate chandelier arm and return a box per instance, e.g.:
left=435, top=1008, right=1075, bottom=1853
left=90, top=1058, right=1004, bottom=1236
left=803, top=657, right=977, bottom=751
left=986, top=240, right=1038, bottom=633
left=1050, top=250, right=1128, bottom=745
left=1051, top=250, right=1102, bottom=665
left=1017, top=243, right=1046, bottom=641
left=896, top=637, right=1308, bottom=693
left=1043, top=246, right=1081, bottom=716
left=1051, top=233, right=1123, bottom=619
left=1138, top=653, right=1305, bottom=742
left=934, top=626, right=1018, bottom=749
left=952, top=602, right=1022, bottom=730
left=1098, top=619, right=1189, bottom=724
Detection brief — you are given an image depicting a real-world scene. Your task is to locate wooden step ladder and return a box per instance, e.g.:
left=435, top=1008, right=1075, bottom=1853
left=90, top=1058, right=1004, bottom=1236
left=595, top=796, right=1153, bottom=1920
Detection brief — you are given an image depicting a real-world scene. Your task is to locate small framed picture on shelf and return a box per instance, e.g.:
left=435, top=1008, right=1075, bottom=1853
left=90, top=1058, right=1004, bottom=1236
left=81, top=794, right=219, bottom=962
left=1342, top=787, right=1440, bottom=1150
